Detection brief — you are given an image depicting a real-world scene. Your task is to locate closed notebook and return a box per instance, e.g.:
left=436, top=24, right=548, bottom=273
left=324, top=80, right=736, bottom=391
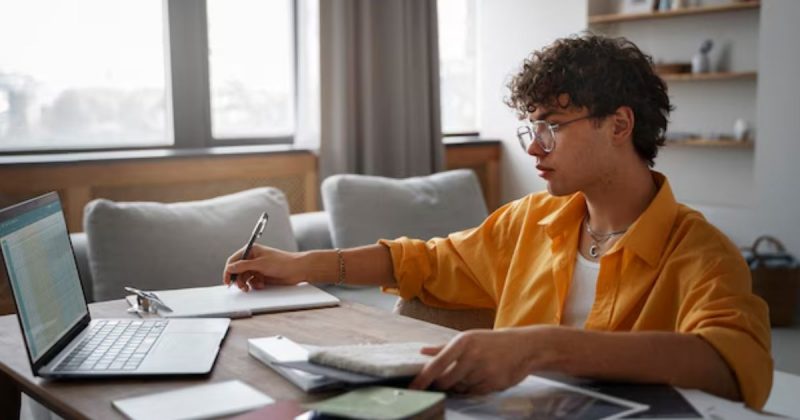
left=305, top=386, right=445, bottom=420
left=125, top=284, right=340, bottom=318
left=308, top=342, right=432, bottom=378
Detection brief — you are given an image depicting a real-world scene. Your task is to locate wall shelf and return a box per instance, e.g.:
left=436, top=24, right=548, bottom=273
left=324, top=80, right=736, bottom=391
left=659, top=71, right=757, bottom=82
left=666, top=138, right=754, bottom=148
left=589, top=1, right=760, bottom=24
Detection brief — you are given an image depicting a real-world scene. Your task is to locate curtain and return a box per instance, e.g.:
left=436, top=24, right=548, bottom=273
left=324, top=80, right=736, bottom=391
left=319, top=0, right=443, bottom=179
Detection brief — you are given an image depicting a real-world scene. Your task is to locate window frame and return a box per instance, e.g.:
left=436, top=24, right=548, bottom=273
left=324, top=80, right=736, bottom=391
left=0, top=0, right=298, bottom=156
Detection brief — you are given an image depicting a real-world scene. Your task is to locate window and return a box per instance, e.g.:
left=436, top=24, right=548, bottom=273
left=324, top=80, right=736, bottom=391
left=0, top=0, right=298, bottom=153
left=0, top=0, right=168, bottom=151
left=207, top=0, right=295, bottom=140
left=438, top=0, right=479, bottom=135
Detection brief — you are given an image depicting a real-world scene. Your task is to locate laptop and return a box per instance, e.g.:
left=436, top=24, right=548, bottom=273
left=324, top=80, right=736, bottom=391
left=0, top=192, right=230, bottom=377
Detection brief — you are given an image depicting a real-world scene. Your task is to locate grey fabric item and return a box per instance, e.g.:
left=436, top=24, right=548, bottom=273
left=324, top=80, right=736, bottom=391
left=321, top=169, right=488, bottom=248
left=84, top=188, right=297, bottom=302
left=291, top=211, right=334, bottom=251
left=69, top=232, right=94, bottom=303
left=319, top=0, right=443, bottom=179
left=309, top=342, right=431, bottom=378
left=70, top=211, right=330, bottom=300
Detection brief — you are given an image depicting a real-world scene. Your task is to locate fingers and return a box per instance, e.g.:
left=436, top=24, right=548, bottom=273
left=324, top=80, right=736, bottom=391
left=227, top=259, right=259, bottom=275
left=433, top=352, right=474, bottom=390
left=420, top=345, right=443, bottom=356
left=225, top=247, right=246, bottom=267
left=230, top=273, right=253, bottom=292
left=224, top=260, right=259, bottom=289
left=457, top=370, right=489, bottom=395
left=227, top=274, right=276, bottom=292
left=223, top=248, right=247, bottom=286
left=409, top=339, right=465, bottom=391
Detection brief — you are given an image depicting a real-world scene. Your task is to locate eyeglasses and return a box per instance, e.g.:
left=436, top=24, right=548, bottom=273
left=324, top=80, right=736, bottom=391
left=516, top=114, right=595, bottom=154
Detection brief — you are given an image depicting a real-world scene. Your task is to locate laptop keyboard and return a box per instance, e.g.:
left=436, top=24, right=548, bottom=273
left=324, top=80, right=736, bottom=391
left=55, top=320, right=168, bottom=372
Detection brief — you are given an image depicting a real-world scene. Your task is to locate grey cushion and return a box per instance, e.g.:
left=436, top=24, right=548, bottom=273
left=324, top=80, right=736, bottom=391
left=321, top=169, right=488, bottom=248
left=85, top=188, right=297, bottom=301
left=291, top=211, right=334, bottom=251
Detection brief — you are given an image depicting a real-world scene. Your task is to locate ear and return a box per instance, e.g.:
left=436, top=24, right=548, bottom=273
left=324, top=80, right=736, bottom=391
left=609, top=106, right=635, bottom=146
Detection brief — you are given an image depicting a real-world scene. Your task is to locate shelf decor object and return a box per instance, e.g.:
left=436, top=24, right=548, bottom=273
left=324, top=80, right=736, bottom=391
left=620, top=0, right=658, bottom=15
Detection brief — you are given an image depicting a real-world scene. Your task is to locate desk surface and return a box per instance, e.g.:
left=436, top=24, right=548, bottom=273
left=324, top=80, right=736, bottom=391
left=0, top=299, right=457, bottom=420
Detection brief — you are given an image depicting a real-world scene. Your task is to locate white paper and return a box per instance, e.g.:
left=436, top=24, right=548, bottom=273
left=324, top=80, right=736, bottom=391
left=677, top=388, right=776, bottom=420
left=112, top=380, right=273, bottom=420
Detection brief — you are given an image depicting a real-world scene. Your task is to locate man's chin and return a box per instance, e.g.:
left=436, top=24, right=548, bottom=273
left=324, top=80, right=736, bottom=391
left=545, top=182, right=575, bottom=197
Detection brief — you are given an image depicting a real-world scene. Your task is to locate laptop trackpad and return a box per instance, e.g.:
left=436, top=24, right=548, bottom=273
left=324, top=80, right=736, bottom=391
left=139, top=334, right=220, bottom=374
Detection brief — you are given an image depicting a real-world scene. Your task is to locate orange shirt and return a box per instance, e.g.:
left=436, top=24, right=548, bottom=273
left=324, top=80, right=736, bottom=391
left=379, top=172, right=772, bottom=409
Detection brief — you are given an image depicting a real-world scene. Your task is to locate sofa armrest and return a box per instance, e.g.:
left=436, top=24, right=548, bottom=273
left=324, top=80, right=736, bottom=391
left=291, top=211, right=333, bottom=251
left=69, top=232, right=95, bottom=303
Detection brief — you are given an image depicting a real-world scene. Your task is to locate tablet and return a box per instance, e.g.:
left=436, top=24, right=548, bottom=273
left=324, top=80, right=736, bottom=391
left=446, top=375, right=649, bottom=420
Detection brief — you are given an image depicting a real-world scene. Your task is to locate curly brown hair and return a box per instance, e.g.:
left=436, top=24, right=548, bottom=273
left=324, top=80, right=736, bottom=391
left=505, top=33, right=672, bottom=167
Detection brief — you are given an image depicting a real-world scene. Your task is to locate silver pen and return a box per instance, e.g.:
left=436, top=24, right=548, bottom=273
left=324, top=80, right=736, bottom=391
left=230, top=211, right=269, bottom=283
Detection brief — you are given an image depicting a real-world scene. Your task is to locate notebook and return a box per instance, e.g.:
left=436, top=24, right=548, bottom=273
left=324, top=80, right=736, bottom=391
left=248, top=335, right=340, bottom=392
left=305, top=386, right=445, bottom=420
left=0, top=192, right=230, bottom=378
left=125, top=283, right=340, bottom=318
left=251, top=337, right=423, bottom=391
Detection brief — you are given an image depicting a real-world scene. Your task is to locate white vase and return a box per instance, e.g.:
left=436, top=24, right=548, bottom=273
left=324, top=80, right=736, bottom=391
left=692, top=52, right=709, bottom=73
left=734, top=119, right=750, bottom=141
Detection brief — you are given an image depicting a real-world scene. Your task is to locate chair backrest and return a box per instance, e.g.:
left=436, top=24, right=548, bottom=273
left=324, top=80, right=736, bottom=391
left=84, top=187, right=298, bottom=301
left=321, top=170, right=494, bottom=329
left=394, top=298, right=495, bottom=331
left=321, top=169, right=488, bottom=248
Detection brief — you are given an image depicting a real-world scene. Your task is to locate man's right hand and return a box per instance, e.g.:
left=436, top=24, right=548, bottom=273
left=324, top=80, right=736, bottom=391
left=222, top=244, right=307, bottom=292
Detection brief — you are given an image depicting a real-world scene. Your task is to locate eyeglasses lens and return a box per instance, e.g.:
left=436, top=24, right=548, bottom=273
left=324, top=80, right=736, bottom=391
left=518, top=122, right=554, bottom=152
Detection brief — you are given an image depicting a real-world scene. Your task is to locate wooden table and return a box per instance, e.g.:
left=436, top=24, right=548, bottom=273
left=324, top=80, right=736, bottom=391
left=0, top=300, right=457, bottom=419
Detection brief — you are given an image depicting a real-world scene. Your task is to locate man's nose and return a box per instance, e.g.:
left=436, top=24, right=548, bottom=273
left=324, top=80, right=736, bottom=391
left=528, top=138, right=546, bottom=158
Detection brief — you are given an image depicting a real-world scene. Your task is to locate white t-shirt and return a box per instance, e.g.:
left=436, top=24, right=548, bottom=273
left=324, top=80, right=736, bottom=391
left=561, top=253, right=601, bottom=328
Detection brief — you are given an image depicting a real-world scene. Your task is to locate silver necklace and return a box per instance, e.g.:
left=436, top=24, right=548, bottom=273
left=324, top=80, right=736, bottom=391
left=584, top=217, right=628, bottom=259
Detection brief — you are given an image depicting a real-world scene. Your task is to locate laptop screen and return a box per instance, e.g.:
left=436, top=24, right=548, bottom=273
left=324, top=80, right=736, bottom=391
left=0, top=196, right=88, bottom=363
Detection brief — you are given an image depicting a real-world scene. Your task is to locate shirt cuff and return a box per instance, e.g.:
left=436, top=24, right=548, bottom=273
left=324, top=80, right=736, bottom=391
left=378, top=237, right=432, bottom=301
left=695, top=326, right=773, bottom=409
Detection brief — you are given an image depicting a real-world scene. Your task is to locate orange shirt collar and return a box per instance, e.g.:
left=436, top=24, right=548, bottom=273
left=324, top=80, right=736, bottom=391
left=537, top=172, right=679, bottom=267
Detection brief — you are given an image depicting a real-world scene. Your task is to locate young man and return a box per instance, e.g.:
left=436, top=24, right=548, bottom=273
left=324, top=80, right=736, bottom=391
left=223, top=35, right=772, bottom=409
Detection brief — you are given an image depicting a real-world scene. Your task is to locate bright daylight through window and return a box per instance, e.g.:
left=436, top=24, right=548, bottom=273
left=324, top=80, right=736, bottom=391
left=0, top=0, right=168, bottom=152
left=207, top=0, right=295, bottom=140
left=1, top=0, right=463, bottom=152
left=438, top=0, right=478, bottom=135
